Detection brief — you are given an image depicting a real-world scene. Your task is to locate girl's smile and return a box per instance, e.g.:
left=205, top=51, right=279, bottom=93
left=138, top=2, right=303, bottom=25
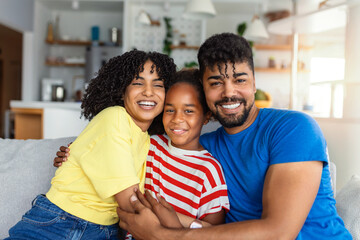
left=163, top=82, right=209, bottom=151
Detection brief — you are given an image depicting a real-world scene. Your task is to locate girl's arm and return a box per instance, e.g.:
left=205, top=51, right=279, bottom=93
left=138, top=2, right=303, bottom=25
left=176, top=210, right=225, bottom=228
left=115, top=184, right=140, bottom=213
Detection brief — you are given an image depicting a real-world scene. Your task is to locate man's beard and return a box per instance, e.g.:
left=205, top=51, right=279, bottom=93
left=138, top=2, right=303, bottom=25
left=213, top=97, right=253, bottom=128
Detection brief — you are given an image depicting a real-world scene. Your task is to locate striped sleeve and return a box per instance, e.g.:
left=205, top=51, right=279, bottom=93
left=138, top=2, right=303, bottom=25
left=195, top=154, right=230, bottom=219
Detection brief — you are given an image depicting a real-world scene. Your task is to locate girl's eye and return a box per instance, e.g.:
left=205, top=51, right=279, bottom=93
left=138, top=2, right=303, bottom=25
left=154, top=84, right=164, bottom=88
left=185, top=110, right=194, bottom=113
left=165, top=109, right=174, bottom=113
left=132, top=82, right=142, bottom=86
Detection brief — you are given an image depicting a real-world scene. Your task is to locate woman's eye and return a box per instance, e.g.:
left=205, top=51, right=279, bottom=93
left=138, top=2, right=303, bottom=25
left=132, top=82, right=142, bottom=86
left=210, top=82, right=221, bottom=86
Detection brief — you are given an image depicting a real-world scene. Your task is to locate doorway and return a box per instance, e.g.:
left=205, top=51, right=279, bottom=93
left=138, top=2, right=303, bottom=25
left=0, top=23, right=22, bottom=138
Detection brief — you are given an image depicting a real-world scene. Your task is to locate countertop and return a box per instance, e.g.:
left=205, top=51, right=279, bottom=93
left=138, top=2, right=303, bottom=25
left=10, top=100, right=82, bottom=110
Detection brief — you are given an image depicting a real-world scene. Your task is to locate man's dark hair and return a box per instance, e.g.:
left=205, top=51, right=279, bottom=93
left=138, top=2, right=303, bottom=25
left=81, top=49, right=176, bottom=135
left=169, top=68, right=210, bottom=115
left=197, top=32, right=254, bottom=77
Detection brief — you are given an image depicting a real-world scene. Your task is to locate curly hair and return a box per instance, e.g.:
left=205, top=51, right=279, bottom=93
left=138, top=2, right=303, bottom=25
left=197, top=32, right=254, bottom=78
left=81, top=49, right=176, bottom=135
left=169, top=68, right=210, bottom=116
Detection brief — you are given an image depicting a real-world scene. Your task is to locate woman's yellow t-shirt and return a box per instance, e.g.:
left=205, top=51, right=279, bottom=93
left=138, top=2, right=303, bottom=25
left=47, top=106, right=149, bottom=225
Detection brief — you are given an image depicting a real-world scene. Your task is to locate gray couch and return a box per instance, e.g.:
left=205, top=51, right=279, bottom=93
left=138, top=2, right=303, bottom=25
left=0, top=137, right=76, bottom=239
left=0, top=137, right=359, bottom=239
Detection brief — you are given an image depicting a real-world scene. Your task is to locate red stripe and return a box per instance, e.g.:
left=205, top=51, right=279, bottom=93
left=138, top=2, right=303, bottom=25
left=199, top=189, right=228, bottom=207
left=148, top=148, right=204, bottom=186
left=145, top=180, right=197, bottom=219
left=191, top=154, right=225, bottom=184
left=146, top=160, right=201, bottom=197
left=145, top=166, right=201, bottom=208
left=151, top=141, right=215, bottom=186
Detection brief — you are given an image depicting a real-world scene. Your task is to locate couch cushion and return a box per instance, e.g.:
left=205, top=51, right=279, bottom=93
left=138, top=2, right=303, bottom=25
left=0, top=137, right=76, bottom=238
left=336, top=174, right=360, bottom=239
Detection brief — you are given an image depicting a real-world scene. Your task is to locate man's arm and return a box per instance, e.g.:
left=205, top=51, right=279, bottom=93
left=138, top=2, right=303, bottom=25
left=118, top=161, right=323, bottom=240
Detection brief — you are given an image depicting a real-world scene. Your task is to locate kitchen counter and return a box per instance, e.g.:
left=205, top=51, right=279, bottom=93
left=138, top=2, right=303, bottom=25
left=10, top=101, right=88, bottom=139
left=10, top=100, right=82, bottom=110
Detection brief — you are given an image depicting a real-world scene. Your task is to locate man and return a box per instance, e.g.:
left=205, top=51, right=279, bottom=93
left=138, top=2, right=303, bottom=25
left=117, top=33, right=351, bottom=239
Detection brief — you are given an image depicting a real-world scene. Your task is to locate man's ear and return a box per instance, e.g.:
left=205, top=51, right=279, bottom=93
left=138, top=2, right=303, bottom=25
left=203, top=111, right=213, bottom=125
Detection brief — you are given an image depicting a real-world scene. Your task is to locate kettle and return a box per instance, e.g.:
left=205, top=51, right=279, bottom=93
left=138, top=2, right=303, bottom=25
left=51, top=85, right=66, bottom=102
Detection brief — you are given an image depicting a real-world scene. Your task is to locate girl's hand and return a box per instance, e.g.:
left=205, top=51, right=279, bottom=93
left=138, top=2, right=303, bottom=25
left=142, top=190, right=183, bottom=229
left=53, top=143, right=71, bottom=167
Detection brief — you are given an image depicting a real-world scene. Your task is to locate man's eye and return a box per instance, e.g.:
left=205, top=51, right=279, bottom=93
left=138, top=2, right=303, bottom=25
left=236, top=79, right=246, bottom=83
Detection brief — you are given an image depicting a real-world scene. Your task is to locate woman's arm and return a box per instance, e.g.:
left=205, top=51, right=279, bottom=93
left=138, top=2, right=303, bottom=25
left=53, top=145, right=139, bottom=213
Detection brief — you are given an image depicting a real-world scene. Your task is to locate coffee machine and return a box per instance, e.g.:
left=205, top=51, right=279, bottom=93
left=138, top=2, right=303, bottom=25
left=42, top=78, right=65, bottom=102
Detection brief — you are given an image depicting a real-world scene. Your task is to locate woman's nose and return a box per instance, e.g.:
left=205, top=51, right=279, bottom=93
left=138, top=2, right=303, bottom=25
left=143, top=84, right=154, bottom=96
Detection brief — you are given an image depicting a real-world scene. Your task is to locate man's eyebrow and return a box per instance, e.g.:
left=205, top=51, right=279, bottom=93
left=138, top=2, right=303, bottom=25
left=233, top=72, right=248, bottom=77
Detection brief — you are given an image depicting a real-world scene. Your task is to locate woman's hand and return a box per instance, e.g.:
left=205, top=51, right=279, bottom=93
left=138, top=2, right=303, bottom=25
left=53, top=143, right=71, bottom=167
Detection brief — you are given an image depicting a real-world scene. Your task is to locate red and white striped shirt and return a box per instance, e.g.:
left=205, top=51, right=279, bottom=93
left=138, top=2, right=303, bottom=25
left=145, top=134, right=230, bottom=219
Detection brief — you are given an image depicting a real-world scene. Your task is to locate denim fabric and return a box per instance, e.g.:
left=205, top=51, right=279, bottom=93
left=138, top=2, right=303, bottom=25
left=5, top=195, right=118, bottom=240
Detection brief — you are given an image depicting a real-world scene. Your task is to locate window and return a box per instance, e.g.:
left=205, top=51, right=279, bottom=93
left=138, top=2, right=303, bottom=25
left=308, top=57, right=345, bottom=118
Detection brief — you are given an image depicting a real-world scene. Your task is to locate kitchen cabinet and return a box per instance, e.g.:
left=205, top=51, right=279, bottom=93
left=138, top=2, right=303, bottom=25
left=10, top=101, right=88, bottom=139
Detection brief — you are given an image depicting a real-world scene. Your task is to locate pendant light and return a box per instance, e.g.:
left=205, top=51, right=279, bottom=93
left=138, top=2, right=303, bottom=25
left=183, top=0, right=216, bottom=20
left=138, top=0, right=151, bottom=25
left=243, top=15, right=269, bottom=41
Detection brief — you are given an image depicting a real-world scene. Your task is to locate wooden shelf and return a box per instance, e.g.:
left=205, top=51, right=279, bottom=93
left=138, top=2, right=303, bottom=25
left=45, top=39, right=104, bottom=46
left=170, top=45, right=199, bottom=50
left=45, top=61, right=85, bottom=67
left=255, top=67, right=310, bottom=73
left=253, top=44, right=313, bottom=51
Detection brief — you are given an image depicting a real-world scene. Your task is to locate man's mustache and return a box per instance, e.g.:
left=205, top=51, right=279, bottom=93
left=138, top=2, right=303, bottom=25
left=215, top=97, right=246, bottom=106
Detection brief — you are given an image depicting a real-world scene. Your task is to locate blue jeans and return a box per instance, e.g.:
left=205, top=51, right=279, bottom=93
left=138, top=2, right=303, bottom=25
left=5, top=195, right=119, bottom=240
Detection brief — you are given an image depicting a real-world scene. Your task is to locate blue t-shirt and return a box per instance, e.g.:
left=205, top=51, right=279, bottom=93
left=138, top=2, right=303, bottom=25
left=200, top=108, right=351, bottom=239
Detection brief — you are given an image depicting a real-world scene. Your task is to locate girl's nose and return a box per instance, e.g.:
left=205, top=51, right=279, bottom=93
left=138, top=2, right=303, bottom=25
left=172, top=111, right=184, bottom=123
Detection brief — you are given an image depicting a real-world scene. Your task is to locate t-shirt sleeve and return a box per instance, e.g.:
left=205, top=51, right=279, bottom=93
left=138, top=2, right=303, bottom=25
left=79, top=110, right=140, bottom=200
left=269, top=112, right=329, bottom=166
left=197, top=159, right=230, bottom=219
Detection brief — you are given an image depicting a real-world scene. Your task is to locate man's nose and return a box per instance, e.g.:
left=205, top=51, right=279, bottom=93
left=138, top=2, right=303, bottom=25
left=222, top=82, right=235, bottom=98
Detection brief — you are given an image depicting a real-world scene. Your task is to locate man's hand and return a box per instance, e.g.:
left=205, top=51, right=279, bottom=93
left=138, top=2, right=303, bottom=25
left=142, top=190, right=182, bottom=228
left=53, top=144, right=71, bottom=167
left=117, top=192, right=164, bottom=240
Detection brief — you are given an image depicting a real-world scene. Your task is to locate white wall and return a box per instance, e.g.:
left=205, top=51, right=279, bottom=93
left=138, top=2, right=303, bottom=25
left=0, top=0, right=34, bottom=32
left=316, top=118, right=360, bottom=191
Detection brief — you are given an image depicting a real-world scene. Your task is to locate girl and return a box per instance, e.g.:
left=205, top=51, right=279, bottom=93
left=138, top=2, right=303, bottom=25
left=55, top=69, right=230, bottom=236
left=6, top=50, right=176, bottom=240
